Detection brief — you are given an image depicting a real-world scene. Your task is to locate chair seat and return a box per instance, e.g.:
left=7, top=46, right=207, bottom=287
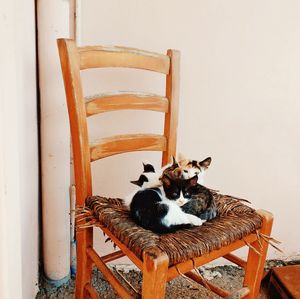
left=85, top=193, right=262, bottom=266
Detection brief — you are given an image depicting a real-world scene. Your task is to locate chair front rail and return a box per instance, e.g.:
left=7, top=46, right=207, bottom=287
left=167, top=233, right=257, bottom=282
left=96, top=224, right=144, bottom=270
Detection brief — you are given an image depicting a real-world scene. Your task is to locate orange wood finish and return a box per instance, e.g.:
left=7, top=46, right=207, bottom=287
left=90, top=134, right=167, bottom=161
left=87, top=247, right=133, bottom=299
left=57, top=38, right=274, bottom=299
left=162, top=49, right=180, bottom=166
left=185, top=271, right=230, bottom=298
left=86, top=92, right=168, bottom=116
left=101, top=250, right=125, bottom=264
left=142, top=248, right=169, bottom=298
left=223, top=253, right=247, bottom=268
left=84, top=283, right=100, bottom=299
left=79, top=45, right=170, bottom=74
left=243, top=210, right=274, bottom=299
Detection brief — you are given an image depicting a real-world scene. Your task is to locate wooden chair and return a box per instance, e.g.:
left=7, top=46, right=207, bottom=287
left=57, top=38, right=273, bottom=299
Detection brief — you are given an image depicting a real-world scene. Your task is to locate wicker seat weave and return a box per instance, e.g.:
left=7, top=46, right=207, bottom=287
left=84, top=193, right=262, bottom=266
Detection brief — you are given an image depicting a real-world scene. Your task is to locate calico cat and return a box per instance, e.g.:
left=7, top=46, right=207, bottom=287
left=165, top=154, right=212, bottom=183
left=129, top=174, right=205, bottom=234
left=131, top=155, right=211, bottom=188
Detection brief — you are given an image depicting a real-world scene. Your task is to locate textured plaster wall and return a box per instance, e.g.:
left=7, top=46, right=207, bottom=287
left=78, top=0, right=300, bottom=261
left=0, top=0, right=39, bottom=298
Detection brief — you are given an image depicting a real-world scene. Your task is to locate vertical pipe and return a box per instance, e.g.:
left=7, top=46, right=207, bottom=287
left=37, top=0, right=74, bottom=282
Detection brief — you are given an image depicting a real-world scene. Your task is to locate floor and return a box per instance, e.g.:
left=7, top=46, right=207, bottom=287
left=37, top=264, right=271, bottom=298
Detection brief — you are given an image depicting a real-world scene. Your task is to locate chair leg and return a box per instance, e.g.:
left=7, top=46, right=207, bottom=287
left=243, top=210, right=273, bottom=299
left=75, top=227, right=94, bottom=299
left=142, top=248, right=169, bottom=299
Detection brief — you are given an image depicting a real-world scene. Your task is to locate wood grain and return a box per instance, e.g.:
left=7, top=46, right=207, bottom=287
left=101, top=250, right=125, bottom=263
left=223, top=253, right=247, bottom=268
left=84, top=283, right=100, bottom=299
left=86, top=92, right=168, bottom=116
left=57, top=39, right=92, bottom=206
left=90, top=134, right=167, bottom=161
left=167, top=233, right=257, bottom=281
left=243, top=210, right=274, bottom=299
left=185, top=271, right=230, bottom=298
left=57, top=38, right=94, bottom=299
left=142, top=248, right=169, bottom=299
left=97, top=224, right=143, bottom=270
left=87, top=247, right=133, bottom=299
left=162, top=49, right=180, bottom=166
left=79, top=45, right=170, bottom=74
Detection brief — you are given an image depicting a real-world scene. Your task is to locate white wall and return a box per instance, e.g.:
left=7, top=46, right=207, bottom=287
left=78, top=0, right=300, bottom=260
left=0, top=0, right=39, bottom=298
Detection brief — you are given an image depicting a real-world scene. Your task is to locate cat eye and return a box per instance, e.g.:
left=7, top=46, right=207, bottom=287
left=172, top=192, right=178, bottom=198
left=184, top=192, right=191, bottom=197
left=183, top=170, right=188, bottom=173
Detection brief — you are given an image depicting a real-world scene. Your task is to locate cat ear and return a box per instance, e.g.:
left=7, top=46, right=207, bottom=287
left=199, top=157, right=212, bottom=169
left=142, top=163, right=155, bottom=173
left=189, top=175, right=198, bottom=186
left=161, top=174, right=171, bottom=187
left=171, top=156, right=178, bottom=166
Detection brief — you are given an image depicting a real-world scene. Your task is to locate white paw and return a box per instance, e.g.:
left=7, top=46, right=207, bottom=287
left=187, top=214, right=204, bottom=226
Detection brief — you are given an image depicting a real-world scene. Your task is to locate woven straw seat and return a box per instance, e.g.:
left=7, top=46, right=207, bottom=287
left=84, top=193, right=262, bottom=266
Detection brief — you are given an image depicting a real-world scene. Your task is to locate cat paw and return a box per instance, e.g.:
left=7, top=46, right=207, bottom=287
left=187, top=214, right=204, bottom=226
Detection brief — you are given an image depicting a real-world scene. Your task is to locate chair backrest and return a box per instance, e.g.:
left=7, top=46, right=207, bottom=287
left=57, top=39, right=180, bottom=206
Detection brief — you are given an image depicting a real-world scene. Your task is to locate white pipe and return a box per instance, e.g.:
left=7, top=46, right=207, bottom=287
left=38, top=0, right=74, bottom=281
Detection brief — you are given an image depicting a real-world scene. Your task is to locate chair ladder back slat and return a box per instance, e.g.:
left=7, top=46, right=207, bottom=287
left=90, top=134, right=167, bottom=161
left=79, top=45, right=170, bottom=74
left=57, top=38, right=92, bottom=206
left=86, top=92, right=169, bottom=116
left=162, top=49, right=180, bottom=166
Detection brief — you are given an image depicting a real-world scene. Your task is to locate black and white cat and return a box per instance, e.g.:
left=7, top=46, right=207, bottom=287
left=128, top=174, right=205, bottom=234
left=130, top=157, right=217, bottom=224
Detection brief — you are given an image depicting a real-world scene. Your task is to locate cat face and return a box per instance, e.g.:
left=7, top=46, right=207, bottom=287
left=161, top=174, right=198, bottom=206
left=179, top=157, right=211, bottom=180
left=164, top=156, right=212, bottom=182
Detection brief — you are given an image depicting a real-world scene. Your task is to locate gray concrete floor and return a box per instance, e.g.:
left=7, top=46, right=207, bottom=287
left=37, top=265, right=269, bottom=298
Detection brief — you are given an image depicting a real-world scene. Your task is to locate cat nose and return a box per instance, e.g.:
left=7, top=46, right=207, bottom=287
left=177, top=199, right=185, bottom=206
